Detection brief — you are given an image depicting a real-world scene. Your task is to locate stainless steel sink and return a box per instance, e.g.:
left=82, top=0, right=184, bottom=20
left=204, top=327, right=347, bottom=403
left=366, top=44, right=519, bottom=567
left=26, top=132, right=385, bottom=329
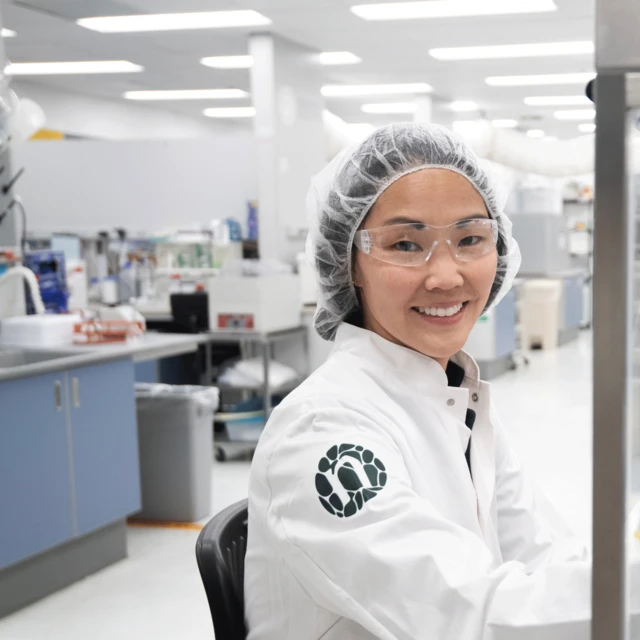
left=0, top=348, right=76, bottom=369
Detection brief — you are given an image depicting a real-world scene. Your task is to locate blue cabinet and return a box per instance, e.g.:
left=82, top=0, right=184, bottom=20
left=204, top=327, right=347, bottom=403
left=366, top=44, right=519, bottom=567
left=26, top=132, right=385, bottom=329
left=0, top=372, right=74, bottom=568
left=0, top=358, right=141, bottom=570
left=68, top=360, right=141, bottom=535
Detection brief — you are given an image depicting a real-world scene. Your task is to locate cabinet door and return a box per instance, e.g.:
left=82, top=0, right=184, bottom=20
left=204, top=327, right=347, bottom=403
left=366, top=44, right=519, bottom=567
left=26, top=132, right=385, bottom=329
left=0, top=373, right=73, bottom=568
left=68, top=359, right=141, bottom=535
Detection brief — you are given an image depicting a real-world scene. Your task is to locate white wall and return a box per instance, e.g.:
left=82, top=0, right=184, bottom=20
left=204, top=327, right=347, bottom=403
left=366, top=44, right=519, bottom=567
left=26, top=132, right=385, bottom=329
left=17, top=137, right=256, bottom=234
left=12, top=81, right=239, bottom=141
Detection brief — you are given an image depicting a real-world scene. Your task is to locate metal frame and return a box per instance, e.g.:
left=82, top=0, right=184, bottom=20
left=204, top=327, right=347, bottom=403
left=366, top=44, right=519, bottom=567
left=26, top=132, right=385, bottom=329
left=592, top=72, right=633, bottom=640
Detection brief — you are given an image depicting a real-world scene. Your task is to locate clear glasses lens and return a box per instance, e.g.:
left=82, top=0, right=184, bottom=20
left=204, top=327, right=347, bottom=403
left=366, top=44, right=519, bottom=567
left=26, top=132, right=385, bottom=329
left=355, top=219, right=498, bottom=266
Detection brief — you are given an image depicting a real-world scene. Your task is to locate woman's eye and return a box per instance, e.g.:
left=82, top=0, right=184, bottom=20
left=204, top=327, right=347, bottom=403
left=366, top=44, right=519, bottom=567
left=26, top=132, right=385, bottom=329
left=393, top=240, right=422, bottom=252
left=458, top=235, right=482, bottom=247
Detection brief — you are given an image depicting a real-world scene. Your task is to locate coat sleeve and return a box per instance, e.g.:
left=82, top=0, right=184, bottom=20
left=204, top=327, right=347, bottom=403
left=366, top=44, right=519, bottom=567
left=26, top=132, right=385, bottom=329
left=491, top=407, right=590, bottom=570
left=264, top=403, right=639, bottom=640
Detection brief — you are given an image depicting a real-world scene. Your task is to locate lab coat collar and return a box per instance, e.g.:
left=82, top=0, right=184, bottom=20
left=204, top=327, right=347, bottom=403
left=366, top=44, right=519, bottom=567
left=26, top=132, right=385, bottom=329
left=334, top=322, right=481, bottom=389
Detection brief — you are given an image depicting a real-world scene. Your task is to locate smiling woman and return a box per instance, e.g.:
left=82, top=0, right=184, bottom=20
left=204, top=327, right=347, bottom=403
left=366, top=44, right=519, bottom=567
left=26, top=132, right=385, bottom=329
left=245, top=123, right=596, bottom=640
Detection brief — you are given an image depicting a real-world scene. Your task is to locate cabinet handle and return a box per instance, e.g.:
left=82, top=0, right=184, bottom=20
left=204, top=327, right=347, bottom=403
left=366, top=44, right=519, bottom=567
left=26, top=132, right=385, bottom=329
left=72, top=377, right=80, bottom=408
left=54, top=381, right=62, bottom=411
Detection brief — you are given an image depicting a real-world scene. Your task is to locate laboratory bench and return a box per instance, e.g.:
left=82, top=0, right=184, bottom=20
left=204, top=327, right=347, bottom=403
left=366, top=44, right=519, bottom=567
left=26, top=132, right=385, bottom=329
left=0, top=331, right=206, bottom=618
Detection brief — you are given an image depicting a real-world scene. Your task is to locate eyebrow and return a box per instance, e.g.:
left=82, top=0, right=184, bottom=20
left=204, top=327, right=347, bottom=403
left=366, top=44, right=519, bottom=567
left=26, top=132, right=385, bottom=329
left=382, top=213, right=489, bottom=227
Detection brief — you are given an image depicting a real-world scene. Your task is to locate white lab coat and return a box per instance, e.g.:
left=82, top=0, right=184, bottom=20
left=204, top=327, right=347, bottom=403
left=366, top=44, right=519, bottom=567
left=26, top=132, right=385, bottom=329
left=245, top=323, right=637, bottom=639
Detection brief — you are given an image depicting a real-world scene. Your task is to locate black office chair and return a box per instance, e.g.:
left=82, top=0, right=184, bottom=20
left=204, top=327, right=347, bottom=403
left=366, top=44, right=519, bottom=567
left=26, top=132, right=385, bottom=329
left=196, top=499, right=249, bottom=639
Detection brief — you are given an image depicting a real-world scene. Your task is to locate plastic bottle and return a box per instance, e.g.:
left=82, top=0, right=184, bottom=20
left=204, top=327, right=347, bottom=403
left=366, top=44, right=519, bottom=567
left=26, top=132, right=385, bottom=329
left=247, top=201, right=258, bottom=241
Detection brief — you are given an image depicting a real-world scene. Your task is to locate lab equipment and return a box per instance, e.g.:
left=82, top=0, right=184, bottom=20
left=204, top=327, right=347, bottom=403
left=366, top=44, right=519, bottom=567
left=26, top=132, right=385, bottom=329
left=247, top=201, right=259, bottom=241
left=206, top=274, right=301, bottom=333
left=353, top=219, right=499, bottom=266
left=0, top=262, right=45, bottom=319
left=0, top=313, right=81, bottom=346
left=23, top=250, right=69, bottom=313
left=511, top=213, right=571, bottom=275
left=133, top=384, right=219, bottom=522
left=306, top=122, right=521, bottom=341
left=170, top=292, right=210, bottom=333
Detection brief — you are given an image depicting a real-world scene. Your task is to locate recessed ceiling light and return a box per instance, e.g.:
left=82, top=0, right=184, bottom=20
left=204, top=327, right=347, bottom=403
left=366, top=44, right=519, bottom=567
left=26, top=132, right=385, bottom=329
left=491, top=119, right=518, bottom=128
left=201, top=56, right=254, bottom=69
left=322, top=83, right=432, bottom=97
left=430, top=41, right=592, bottom=60
left=452, top=120, right=485, bottom=134
left=351, top=0, right=556, bottom=20
left=318, top=51, right=362, bottom=65
left=6, top=61, right=143, bottom=75
left=450, top=100, right=479, bottom=112
left=578, top=123, right=596, bottom=133
left=554, top=108, right=596, bottom=120
left=124, top=89, right=249, bottom=101
left=77, top=11, right=271, bottom=33
left=2, top=29, right=16, bottom=38
left=524, top=95, right=592, bottom=106
left=204, top=107, right=256, bottom=118
left=486, top=72, right=595, bottom=86
left=526, top=129, right=545, bottom=138
left=362, top=102, right=417, bottom=114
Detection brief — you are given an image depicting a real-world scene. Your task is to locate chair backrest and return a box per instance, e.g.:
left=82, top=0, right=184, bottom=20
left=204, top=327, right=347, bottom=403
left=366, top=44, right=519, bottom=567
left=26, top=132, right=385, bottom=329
left=196, top=499, right=248, bottom=640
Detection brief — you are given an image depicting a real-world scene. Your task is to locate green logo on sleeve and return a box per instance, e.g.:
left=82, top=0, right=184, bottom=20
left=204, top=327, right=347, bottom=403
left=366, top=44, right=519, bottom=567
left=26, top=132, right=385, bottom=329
left=315, top=444, right=387, bottom=518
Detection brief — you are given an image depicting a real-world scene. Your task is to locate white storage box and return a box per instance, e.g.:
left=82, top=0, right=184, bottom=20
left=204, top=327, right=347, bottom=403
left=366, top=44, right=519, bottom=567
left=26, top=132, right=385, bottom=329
left=206, top=275, right=301, bottom=333
left=0, top=314, right=81, bottom=347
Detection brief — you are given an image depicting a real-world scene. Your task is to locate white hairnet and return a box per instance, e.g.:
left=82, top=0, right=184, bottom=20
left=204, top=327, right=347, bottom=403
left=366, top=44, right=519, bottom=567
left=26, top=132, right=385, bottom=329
left=306, top=122, right=521, bottom=341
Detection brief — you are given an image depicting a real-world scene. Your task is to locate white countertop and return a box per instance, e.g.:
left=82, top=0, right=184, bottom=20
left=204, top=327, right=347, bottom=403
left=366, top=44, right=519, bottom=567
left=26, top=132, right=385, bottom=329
left=0, top=332, right=207, bottom=383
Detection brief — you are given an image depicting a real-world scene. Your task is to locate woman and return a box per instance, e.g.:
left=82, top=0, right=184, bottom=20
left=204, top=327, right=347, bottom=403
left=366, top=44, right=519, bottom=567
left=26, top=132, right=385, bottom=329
left=244, top=123, right=598, bottom=639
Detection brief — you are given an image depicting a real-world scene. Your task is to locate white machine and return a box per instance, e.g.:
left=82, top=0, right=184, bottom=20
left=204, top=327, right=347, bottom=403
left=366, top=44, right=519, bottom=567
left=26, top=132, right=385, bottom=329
left=206, top=274, right=301, bottom=333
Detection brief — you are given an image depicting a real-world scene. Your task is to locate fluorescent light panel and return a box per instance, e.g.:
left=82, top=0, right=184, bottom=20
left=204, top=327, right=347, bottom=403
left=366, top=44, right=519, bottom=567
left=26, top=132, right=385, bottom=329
left=201, top=55, right=253, bottom=69
left=2, top=29, right=16, bottom=38
left=77, top=11, right=271, bottom=33
left=450, top=100, right=478, bottom=112
left=430, top=41, right=592, bottom=60
left=524, top=95, right=592, bottom=106
left=351, top=0, right=556, bottom=20
left=526, top=129, right=545, bottom=138
left=362, top=102, right=417, bottom=114
left=486, top=72, right=595, bottom=86
left=318, top=51, right=362, bottom=65
left=6, top=60, right=143, bottom=75
left=322, top=83, right=432, bottom=97
left=578, top=123, right=596, bottom=133
left=124, top=89, right=248, bottom=101
left=204, top=107, right=256, bottom=118
left=491, top=119, right=518, bottom=128
left=554, top=108, right=595, bottom=120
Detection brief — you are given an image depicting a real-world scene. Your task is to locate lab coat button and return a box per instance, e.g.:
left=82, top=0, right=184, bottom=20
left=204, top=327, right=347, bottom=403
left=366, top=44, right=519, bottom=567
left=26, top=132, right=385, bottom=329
left=447, top=398, right=455, bottom=407
left=472, top=393, right=479, bottom=402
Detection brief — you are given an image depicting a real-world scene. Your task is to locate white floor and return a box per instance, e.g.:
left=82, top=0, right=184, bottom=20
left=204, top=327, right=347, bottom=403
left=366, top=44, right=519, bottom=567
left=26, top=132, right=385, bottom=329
left=0, top=331, right=636, bottom=639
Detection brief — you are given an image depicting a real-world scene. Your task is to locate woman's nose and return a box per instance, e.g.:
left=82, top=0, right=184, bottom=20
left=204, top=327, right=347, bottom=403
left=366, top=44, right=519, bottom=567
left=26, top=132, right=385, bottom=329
left=423, top=241, right=465, bottom=291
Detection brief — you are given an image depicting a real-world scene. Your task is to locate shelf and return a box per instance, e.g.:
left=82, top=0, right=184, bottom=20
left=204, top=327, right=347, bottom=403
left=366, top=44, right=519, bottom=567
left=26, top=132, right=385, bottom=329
left=216, top=376, right=304, bottom=395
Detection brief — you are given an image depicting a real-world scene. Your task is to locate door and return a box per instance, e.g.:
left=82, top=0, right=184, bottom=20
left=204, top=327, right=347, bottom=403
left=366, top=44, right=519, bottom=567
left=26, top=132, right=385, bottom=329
left=0, top=372, right=73, bottom=568
left=68, top=359, right=141, bottom=535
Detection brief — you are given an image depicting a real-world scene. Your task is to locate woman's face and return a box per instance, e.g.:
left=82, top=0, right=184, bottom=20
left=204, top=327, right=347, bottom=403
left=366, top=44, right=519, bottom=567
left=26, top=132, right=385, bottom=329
left=352, top=168, right=498, bottom=366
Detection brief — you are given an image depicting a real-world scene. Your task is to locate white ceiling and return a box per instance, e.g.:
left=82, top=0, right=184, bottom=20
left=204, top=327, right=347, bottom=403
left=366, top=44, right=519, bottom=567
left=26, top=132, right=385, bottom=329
left=3, top=0, right=596, bottom=138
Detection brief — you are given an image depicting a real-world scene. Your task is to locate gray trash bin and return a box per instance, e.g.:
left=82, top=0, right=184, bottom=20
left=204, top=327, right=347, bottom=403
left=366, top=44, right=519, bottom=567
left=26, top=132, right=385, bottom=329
left=133, top=383, right=219, bottom=522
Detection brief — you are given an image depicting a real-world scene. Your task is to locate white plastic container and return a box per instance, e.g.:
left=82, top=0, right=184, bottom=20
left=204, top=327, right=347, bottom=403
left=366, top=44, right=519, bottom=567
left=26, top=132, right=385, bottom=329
left=206, top=274, right=301, bottom=333
left=0, top=314, right=81, bottom=346
left=521, top=279, right=562, bottom=350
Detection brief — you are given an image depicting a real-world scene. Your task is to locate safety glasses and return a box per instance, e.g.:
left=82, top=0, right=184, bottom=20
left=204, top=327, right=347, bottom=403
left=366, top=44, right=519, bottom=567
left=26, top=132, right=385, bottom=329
left=353, top=218, right=499, bottom=267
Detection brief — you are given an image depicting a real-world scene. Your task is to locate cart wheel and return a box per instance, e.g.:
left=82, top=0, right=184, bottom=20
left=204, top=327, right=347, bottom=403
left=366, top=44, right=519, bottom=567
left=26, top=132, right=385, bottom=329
left=215, top=446, right=226, bottom=462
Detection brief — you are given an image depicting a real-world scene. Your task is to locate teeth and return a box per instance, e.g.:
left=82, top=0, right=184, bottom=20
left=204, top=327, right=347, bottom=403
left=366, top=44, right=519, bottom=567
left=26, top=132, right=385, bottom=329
left=415, top=303, right=464, bottom=317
